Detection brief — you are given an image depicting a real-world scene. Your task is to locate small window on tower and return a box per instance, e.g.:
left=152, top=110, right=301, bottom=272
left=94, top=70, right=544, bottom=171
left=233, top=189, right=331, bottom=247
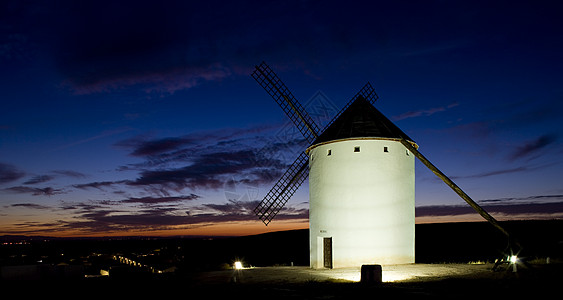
left=384, top=146, right=388, bottom=152
left=406, top=150, right=409, bottom=156
left=354, top=146, right=360, bottom=152
left=327, top=149, right=331, bottom=156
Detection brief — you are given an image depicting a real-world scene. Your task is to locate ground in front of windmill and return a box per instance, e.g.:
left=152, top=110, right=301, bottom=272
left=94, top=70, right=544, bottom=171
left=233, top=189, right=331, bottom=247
left=184, top=262, right=561, bottom=297
left=19, top=261, right=561, bottom=298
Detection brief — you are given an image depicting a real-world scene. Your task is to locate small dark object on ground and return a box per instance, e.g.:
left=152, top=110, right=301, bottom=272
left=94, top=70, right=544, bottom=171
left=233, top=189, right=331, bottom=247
left=360, top=264, right=382, bottom=284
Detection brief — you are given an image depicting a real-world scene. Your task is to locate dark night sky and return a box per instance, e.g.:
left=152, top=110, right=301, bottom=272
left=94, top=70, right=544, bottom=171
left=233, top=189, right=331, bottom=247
left=1, top=0, right=562, bottom=236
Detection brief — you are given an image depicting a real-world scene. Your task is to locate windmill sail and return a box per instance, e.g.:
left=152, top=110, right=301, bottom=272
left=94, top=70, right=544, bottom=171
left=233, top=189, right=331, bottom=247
left=251, top=62, right=320, bottom=225
left=254, top=151, right=309, bottom=225
left=252, top=62, right=320, bottom=142
left=251, top=63, right=385, bottom=226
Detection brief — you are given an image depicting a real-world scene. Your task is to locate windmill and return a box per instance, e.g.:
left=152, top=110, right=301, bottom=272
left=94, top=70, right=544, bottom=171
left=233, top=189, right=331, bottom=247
left=251, top=62, right=518, bottom=268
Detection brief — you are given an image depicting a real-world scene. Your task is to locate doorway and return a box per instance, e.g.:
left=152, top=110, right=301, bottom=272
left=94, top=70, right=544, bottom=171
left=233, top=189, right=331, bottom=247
left=323, top=237, right=333, bottom=268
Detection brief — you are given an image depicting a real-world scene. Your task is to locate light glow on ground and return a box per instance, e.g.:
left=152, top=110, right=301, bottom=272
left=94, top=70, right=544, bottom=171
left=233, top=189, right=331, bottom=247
left=297, top=264, right=491, bottom=283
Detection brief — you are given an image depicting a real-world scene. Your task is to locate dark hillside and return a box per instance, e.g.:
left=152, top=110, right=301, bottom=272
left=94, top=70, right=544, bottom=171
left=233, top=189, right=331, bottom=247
left=1, top=220, right=560, bottom=276
left=221, top=220, right=563, bottom=267
left=415, top=220, right=563, bottom=263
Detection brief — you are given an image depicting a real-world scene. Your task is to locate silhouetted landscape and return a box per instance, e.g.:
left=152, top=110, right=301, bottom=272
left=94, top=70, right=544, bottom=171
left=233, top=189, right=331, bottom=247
left=1, top=220, right=561, bottom=281
left=2, top=220, right=561, bottom=298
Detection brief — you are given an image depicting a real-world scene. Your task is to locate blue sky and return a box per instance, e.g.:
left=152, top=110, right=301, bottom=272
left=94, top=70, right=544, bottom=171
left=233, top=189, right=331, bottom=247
left=1, top=0, right=562, bottom=236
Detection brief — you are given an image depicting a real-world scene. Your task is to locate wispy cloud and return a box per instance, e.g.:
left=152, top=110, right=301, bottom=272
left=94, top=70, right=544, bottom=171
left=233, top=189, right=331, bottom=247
left=64, top=65, right=233, bottom=95
left=509, top=134, right=558, bottom=161
left=113, top=125, right=297, bottom=196
left=126, top=148, right=287, bottom=193
left=0, top=162, right=25, bottom=185
left=48, top=1, right=411, bottom=96
left=28, top=199, right=306, bottom=235
left=21, top=170, right=87, bottom=186
left=417, top=194, right=563, bottom=219
left=416, top=200, right=563, bottom=218
left=23, top=175, right=54, bottom=185
left=203, top=199, right=259, bottom=215
left=11, top=203, right=51, bottom=210
left=51, top=170, right=87, bottom=178
left=73, top=180, right=129, bottom=191
left=32, top=123, right=309, bottom=234
left=63, top=124, right=299, bottom=209
left=3, top=186, right=65, bottom=196
left=449, top=165, right=545, bottom=180
left=120, top=194, right=200, bottom=205
left=393, top=102, right=459, bottom=121
left=122, top=136, right=194, bottom=157
left=480, top=194, right=563, bottom=204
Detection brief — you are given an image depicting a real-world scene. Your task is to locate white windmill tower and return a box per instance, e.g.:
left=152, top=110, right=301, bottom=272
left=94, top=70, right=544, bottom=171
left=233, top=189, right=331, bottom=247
left=307, top=96, right=416, bottom=268
left=251, top=62, right=518, bottom=269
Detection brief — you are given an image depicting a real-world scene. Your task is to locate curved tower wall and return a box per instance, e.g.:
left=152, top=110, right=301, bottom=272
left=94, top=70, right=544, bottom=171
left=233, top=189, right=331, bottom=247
left=308, top=138, right=415, bottom=268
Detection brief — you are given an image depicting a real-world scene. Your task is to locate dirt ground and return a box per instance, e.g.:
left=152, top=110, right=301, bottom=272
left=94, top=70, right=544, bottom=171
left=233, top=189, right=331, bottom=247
left=184, top=263, right=561, bottom=298
left=59, top=262, right=560, bottom=299
left=195, top=263, right=494, bottom=284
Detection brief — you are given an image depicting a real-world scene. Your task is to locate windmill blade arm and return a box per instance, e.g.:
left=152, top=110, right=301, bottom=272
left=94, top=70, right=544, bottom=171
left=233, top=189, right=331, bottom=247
left=252, top=62, right=320, bottom=142
left=399, top=139, right=513, bottom=239
left=254, top=151, right=310, bottom=225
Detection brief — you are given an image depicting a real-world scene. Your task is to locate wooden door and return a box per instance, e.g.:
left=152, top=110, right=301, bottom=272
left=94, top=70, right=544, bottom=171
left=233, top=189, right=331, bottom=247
left=323, top=237, right=333, bottom=268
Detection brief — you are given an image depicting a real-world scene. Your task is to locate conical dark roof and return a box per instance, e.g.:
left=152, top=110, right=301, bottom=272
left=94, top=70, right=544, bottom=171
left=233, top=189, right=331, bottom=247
left=312, top=96, right=414, bottom=145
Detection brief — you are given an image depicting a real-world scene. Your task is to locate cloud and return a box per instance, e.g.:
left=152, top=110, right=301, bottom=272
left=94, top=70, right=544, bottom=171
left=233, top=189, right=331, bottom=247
left=0, top=162, right=25, bottom=184
left=63, top=65, right=233, bottom=95
left=68, top=209, right=200, bottom=233
left=51, top=170, right=87, bottom=178
left=23, top=175, right=54, bottom=185
left=11, top=203, right=51, bottom=210
left=449, top=165, right=543, bottom=180
left=50, top=1, right=240, bottom=95
left=188, top=200, right=308, bottom=224
left=416, top=201, right=563, bottom=218
left=393, top=102, right=459, bottom=121
left=416, top=194, right=563, bottom=218
left=43, top=124, right=306, bottom=234
left=32, top=196, right=307, bottom=235
left=21, top=170, right=88, bottom=186
left=509, top=134, right=558, bottom=161
left=3, top=186, right=65, bottom=196
left=116, top=136, right=194, bottom=157
left=59, top=202, right=107, bottom=211
left=419, top=164, right=549, bottom=184
left=120, top=194, right=200, bottom=205
left=46, top=0, right=399, bottom=95
left=480, top=194, right=563, bottom=204
left=203, top=200, right=259, bottom=215
left=48, top=198, right=306, bottom=235
left=114, top=126, right=296, bottom=195
left=68, top=125, right=296, bottom=199
left=127, top=149, right=287, bottom=192
left=72, top=180, right=130, bottom=191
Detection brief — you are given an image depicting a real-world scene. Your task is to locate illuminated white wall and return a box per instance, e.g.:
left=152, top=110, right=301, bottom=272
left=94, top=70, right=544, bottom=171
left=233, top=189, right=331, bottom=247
left=308, top=138, right=415, bottom=268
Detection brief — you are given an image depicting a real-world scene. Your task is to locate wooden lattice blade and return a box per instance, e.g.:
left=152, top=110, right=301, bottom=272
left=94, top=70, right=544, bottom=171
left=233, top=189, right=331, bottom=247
left=252, top=62, right=320, bottom=142
left=254, top=151, right=309, bottom=225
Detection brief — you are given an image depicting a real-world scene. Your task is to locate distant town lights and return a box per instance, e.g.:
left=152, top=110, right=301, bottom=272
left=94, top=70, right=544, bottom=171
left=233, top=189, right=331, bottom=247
left=234, top=261, right=243, bottom=270
left=510, top=255, right=518, bottom=264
